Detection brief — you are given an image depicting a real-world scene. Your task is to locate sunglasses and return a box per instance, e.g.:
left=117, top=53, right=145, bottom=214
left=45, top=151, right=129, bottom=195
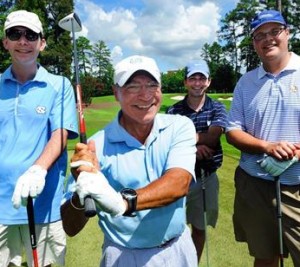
left=6, top=28, right=41, bottom=42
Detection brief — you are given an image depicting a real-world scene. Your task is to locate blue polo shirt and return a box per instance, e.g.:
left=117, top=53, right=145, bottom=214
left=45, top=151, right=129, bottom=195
left=65, top=112, right=196, bottom=248
left=0, top=65, right=78, bottom=224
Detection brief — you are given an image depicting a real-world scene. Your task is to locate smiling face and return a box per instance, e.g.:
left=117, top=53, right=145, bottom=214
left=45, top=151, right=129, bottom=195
left=252, top=22, right=289, bottom=65
left=114, top=71, right=162, bottom=136
left=184, top=73, right=211, bottom=98
left=2, top=26, right=46, bottom=68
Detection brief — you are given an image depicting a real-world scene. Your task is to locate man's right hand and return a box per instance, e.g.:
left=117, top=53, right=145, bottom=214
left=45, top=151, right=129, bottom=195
left=70, top=140, right=100, bottom=179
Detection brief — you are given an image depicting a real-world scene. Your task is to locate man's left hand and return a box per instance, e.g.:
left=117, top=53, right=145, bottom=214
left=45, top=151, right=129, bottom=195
left=76, top=171, right=126, bottom=217
left=259, top=155, right=298, bottom=176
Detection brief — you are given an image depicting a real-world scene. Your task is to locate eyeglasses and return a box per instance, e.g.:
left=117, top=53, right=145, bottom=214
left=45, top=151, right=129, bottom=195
left=6, top=28, right=41, bottom=42
left=122, top=82, right=160, bottom=94
left=252, top=27, right=286, bottom=42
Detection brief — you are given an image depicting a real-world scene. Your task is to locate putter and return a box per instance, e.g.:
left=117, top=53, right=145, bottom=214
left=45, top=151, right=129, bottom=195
left=201, top=170, right=210, bottom=267
left=59, top=13, right=96, bottom=217
left=27, top=196, right=39, bottom=267
left=275, top=176, right=284, bottom=267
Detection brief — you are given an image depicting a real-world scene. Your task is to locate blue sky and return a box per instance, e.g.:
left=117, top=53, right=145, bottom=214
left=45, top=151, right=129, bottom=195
left=74, top=0, right=238, bottom=72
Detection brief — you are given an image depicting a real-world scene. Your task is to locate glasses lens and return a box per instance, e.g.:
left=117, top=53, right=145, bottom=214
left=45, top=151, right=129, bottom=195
left=7, top=30, right=22, bottom=41
left=253, top=27, right=285, bottom=41
left=25, top=30, right=39, bottom=41
left=6, top=29, right=39, bottom=42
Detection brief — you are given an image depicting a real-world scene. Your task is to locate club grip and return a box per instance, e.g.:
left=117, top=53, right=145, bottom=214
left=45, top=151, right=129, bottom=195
left=84, top=195, right=97, bottom=217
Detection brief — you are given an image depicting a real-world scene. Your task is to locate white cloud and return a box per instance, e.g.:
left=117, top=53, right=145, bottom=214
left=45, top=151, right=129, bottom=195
left=75, top=0, right=234, bottom=72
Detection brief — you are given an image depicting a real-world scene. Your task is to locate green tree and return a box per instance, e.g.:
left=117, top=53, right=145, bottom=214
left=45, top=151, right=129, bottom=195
left=92, top=40, right=114, bottom=95
left=161, top=69, right=185, bottom=93
left=77, top=36, right=93, bottom=76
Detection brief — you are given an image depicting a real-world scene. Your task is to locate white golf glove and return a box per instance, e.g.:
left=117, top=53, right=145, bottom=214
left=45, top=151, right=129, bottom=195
left=12, top=165, right=47, bottom=209
left=259, top=155, right=298, bottom=176
left=76, top=171, right=126, bottom=217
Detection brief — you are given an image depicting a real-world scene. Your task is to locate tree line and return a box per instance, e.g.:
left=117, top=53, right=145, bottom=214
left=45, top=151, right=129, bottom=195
left=1, top=0, right=300, bottom=104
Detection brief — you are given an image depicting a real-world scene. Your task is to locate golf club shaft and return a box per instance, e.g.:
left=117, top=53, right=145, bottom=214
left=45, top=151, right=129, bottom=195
left=27, top=196, right=39, bottom=267
left=201, top=170, right=210, bottom=267
left=275, top=176, right=284, bottom=267
left=76, top=84, right=97, bottom=217
left=70, top=18, right=96, bottom=218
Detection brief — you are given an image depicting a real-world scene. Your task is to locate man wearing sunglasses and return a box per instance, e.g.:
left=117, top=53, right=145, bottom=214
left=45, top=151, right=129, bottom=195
left=0, top=10, right=78, bottom=267
left=226, top=9, right=300, bottom=267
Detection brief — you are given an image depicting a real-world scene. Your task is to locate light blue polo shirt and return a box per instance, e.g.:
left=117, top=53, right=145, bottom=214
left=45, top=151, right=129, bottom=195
left=227, top=52, right=300, bottom=185
left=65, top=112, right=196, bottom=248
left=0, top=65, right=78, bottom=224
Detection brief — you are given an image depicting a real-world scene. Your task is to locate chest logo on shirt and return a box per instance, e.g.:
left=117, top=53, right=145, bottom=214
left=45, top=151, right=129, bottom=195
left=35, top=106, right=47, bottom=114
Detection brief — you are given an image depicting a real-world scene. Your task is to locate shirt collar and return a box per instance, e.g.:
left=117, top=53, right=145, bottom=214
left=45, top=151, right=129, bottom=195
left=258, top=52, right=300, bottom=79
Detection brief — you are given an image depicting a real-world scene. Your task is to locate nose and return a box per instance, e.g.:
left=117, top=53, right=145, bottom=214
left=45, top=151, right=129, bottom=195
left=18, top=35, right=29, bottom=44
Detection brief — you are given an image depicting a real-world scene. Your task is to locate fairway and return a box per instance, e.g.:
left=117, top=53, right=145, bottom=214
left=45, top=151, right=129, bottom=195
left=57, top=94, right=294, bottom=267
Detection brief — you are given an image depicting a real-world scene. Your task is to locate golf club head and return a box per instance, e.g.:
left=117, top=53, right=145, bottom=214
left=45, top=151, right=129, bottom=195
left=59, top=13, right=82, bottom=32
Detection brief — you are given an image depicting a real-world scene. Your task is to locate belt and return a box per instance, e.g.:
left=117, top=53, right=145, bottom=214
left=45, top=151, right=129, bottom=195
left=157, top=237, right=176, bottom=248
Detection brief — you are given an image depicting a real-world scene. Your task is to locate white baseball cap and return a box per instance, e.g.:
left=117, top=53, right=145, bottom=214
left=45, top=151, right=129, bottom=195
left=4, top=10, right=43, bottom=34
left=186, top=60, right=210, bottom=79
left=114, top=55, right=161, bottom=87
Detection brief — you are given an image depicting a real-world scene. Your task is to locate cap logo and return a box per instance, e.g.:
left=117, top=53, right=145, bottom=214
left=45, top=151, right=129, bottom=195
left=129, top=57, right=143, bottom=64
left=259, top=14, right=274, bottom=19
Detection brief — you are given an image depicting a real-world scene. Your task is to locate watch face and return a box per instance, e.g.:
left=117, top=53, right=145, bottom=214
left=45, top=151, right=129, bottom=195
left=122, top=188, right=137, bottom=197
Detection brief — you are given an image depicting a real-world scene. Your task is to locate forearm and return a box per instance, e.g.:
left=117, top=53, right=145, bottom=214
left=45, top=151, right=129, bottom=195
left=226, top=130, right=269, bottom=154
left=35, top=129, right=68, bottom=169
left=196, top=126, right=223, bottom=148
left=136, top=168, right=192, bottom=210
left=226, top=130, right=298, bottom=159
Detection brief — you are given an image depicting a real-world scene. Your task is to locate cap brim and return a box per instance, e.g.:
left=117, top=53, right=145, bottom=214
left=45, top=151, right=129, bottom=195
left=251, top=21, right=286, bottom=34
left=117, top=68, right=160, bottom=87
left=187, top=70, right=209, bottom=79
left=5, top=22, right=42, bottom=33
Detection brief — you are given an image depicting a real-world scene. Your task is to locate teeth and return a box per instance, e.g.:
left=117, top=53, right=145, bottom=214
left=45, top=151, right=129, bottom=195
left=137, top=104, right=152, bottom=109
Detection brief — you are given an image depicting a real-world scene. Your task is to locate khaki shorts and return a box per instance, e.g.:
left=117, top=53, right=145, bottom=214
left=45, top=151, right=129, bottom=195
left=0, top=220, right=66, bottom=267
left=233, top=166, right=300, bottom=265
left=186, top=172, right=219, bottom=230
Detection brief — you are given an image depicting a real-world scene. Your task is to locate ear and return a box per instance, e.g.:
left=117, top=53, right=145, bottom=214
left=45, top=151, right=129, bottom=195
left=2, top=38, right=9, bottom=50
left=39, top=38, right=47, bottom=52
left=207, top=78, right=212, bottom=86
left=113, top=85, right=120, bottom=102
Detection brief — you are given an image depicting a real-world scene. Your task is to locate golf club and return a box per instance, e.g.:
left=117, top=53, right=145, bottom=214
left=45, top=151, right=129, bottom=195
left=59, top=13, right=96, bottom=217
left=27, top=196, right=39, bottom=267
left=201, top=170, right=210, bottom=267
left=275, top=176, right=284, bottom=267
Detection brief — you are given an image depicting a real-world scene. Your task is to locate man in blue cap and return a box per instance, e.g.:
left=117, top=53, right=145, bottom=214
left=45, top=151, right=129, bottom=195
left=167, top=60, right=227, bottom=264
left=226, top=9, right=300, bottom=267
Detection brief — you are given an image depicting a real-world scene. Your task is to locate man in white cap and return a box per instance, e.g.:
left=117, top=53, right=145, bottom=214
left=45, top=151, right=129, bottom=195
left=226, top=9, right=300, bottom=267
left=167, top=60, right=227, bottom=263
left=0, top=10, right=78, bottom=267
left=61, top=55, right=198, bottom=267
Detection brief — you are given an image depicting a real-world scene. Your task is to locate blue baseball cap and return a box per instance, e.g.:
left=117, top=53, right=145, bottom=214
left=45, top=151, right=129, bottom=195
left=250, top=10, right=287, bottom=34
left=185, top=60, right=210, bottom=79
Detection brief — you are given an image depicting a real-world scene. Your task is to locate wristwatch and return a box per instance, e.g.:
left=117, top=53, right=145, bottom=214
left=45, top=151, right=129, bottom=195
left=121, top=188, right=137, bottom=217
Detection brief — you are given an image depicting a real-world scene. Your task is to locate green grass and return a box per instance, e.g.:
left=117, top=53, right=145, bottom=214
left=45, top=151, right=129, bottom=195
left=56, top=94, right=293, bottom=266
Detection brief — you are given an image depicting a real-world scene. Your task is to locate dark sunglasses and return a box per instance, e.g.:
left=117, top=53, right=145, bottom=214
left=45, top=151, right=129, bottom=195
left=6, top=28, right=41, bottom=42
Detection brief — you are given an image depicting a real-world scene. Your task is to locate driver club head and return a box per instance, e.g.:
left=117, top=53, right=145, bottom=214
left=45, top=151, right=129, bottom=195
left=59, top=12, right=82, bottom=32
